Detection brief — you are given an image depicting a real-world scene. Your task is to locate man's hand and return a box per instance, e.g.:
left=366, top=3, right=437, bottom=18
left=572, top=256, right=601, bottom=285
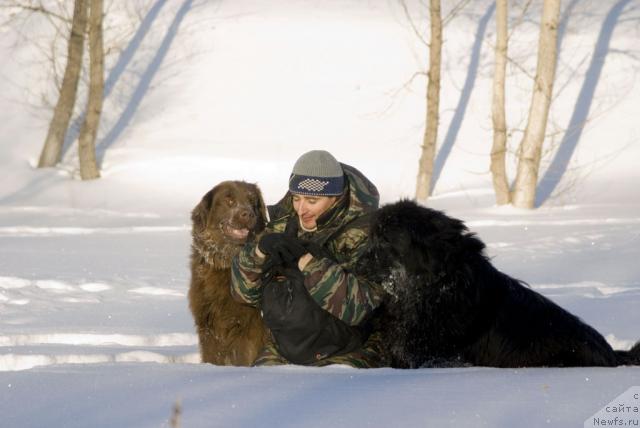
left=258, top=233, right=308, bottom=268
left=274, top=235, right=307, bottom=263
left=257, top=233, right=284, bottom=256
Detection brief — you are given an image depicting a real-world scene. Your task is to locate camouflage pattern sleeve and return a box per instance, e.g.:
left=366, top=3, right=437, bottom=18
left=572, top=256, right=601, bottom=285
left=230, top=242, right=265, bottom=306
left=301, top=227, right=383, bottom=326
left=230, top=219, right=287, bottom=306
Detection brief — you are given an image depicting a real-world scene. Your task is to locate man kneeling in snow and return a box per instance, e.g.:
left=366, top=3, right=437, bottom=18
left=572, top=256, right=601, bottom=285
left=231, top=150, right=385, bottom=367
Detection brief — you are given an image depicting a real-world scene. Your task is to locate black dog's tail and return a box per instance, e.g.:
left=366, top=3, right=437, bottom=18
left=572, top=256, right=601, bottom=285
left=616, top=341, right=640, bottom=365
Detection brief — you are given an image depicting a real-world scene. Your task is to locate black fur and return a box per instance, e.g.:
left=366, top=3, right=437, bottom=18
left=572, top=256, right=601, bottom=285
left=359, top=200, right=640, bottom=368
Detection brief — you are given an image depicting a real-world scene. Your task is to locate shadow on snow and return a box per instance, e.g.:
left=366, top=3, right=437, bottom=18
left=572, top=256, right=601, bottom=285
left=535, top=0, right=632, bottom=206
left=430, top=3, right=494, bottom=194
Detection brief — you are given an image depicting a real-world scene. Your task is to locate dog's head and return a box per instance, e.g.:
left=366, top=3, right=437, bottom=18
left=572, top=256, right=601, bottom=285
left=191, top=181, right=267, bottom=268
left=359, top=200, right=485, bottom=284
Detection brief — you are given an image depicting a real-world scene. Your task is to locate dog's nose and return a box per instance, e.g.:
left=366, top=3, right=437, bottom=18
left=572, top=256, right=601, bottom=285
left=239, top=207, right=255, bottom=221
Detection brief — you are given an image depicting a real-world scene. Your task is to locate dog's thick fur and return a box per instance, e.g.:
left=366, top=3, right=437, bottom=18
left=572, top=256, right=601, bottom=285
left=189, top=181, right=268, bottom=365
left=360, top=200, right=640, bottom=368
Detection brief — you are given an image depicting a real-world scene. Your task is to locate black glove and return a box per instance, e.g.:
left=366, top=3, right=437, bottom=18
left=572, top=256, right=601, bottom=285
left=299, top=240, right=326, bottom=260
left=259, top=233, right=308, bottom=261
left=275, top=235, right=308, bottom=263
left=258, top=233, right=284, bottom=256
left=260, top=234, right=310, bottom=276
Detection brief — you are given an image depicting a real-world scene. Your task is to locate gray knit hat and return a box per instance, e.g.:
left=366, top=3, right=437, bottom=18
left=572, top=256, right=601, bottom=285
left=289, top=150, right=345, bottom=196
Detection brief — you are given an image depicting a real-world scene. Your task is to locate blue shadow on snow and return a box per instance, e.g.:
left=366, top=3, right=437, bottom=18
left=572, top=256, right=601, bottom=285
left=96, top=0, right=194, bottom=165
left=60, top=0, right=170, bottom=159
left=535, top=0, right=632, bottom=206
left=430, top=3, right=495, bottom=195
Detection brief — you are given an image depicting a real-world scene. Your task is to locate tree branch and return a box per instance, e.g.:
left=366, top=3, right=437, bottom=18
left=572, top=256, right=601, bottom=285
left=443, top=0, right=472, bottom=27
left=399, top=0, right=430, bottom=47
left=0, top=1, right=71, bottom=24
left=508, top=0, right=533, bottom=41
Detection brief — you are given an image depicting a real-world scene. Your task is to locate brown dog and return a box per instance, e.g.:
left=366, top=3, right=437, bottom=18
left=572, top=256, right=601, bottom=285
left=188, top=181, right=268, bottom=365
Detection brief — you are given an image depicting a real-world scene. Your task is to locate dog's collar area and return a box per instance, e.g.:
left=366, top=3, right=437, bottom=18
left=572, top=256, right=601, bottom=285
left=192, top=240, right=217, bottom=267
left=192, top=238, right=238, bottom=269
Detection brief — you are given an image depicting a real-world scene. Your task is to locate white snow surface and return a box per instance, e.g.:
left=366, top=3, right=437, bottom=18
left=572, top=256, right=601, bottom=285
left=1, top=0, right=639, bottom=427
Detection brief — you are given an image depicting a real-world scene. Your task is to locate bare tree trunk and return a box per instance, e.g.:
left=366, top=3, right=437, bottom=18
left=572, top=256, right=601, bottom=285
left=511, top=0, right=561, bottom=209
left=37, top=0, right=87, bottom=168
left=490, top=0, right=510, bottom=205
left=415, top=0, right=442, bottom=201
left=78, top=0, right=103, bottom=180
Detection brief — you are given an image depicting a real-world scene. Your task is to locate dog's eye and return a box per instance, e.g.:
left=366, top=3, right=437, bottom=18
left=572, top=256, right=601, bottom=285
left=226, top=197, right=236, bottom=207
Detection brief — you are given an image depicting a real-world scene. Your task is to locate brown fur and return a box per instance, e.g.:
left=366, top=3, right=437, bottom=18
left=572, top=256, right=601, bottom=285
left=188, top=180, right=268, bottom=365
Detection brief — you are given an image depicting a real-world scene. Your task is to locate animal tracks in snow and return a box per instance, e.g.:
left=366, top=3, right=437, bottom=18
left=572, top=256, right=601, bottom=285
left=467, top=217, right=640, bottom=228
left=0, top=276, right=198, bottom=371
left=129, top=286, right=184, bottom=297
left=0, top=276, right=185, bottom=306
left=0, top=333, right=200, bottom=372
left=0, top=277, right=30, bottom=289
left=0, top=351, right=200, bottom=372
left=35, top=280, right=78, bottom=292
left=0, top=225, right=188, bottom=237
left=0, top=212, right=200, bottom=372
left=0, top=332, right=197, bottom=348
left=533, top=281, right=639, bottom=298
left=0, top=328, right=200, bottom=372
left=79, top=283, right=112, bottom=292
left=1, top=277, right=110, bottom=306
left=0, top=333, right=200, bottom=371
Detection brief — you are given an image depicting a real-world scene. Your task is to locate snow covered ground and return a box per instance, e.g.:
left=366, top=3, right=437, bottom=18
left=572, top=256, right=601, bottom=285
left=1, top=0, right=639, bottom=427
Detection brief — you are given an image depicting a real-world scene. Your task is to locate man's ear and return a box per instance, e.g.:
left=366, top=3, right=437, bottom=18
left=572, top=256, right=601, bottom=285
left=191, top=187, right=217, bottom=233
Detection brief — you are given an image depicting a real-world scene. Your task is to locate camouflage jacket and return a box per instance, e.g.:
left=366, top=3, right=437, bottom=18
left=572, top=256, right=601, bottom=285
left=231, top=164, right=383, bottom=326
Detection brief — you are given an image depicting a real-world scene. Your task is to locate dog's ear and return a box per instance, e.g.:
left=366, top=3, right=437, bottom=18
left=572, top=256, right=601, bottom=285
left=379, top=216, right=443, bottom=277
left=191, top=187, right=217, bottom=233
left=250, top=183, right=268, bottom=234
left=389, top=228, right=415, bottom=260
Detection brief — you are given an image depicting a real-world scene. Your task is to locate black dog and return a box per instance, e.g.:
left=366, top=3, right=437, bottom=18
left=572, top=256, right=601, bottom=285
left=359, top=200, right=640, bottom=368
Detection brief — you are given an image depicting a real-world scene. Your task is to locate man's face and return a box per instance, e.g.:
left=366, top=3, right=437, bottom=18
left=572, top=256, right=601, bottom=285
left=292, top=194, right=337, bottom=230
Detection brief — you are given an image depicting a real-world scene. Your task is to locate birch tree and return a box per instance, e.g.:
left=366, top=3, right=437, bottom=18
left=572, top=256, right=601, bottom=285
left=8, top=1, right=152, bottom=180
left=490, top=0, right=510, bottom=205
left=77, top=0, right=102, bottom=180
left=415, top=0, right=442, bottom=201
left=37, top=0, right=87, bottom=168
left=511, top=0, right=561, bottom=208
